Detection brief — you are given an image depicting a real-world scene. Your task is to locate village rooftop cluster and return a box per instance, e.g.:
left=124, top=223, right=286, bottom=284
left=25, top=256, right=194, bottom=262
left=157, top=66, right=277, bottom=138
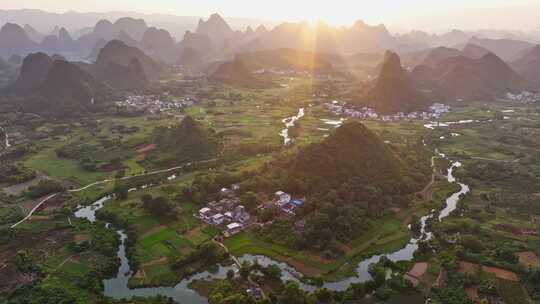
left=505, top=91, right=540, bottom=103
left=196, top=185, right=305, bottom=237
left=324, top=101, right=450, bottom=121
left=115, top=94, right=198, bottom=114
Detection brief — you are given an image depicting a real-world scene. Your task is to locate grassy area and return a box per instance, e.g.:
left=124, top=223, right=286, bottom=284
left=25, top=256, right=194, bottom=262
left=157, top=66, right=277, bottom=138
left=23, top=143, right=109, bottom=185
left=225, top=215, right=413, bottom=280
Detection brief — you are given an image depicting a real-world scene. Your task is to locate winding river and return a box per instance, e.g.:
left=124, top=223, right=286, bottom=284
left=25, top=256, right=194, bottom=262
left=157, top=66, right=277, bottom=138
left=280, top=108, right=305, bottom=145
left=73, top=150, right=469, bottom=302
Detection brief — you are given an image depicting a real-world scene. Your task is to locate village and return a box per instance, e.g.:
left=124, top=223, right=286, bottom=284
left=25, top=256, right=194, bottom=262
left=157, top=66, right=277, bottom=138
left=505, top=91, right=540, bottom=103
left=196, top=184, right=305, bottom=237
left=115, top=94, right=198, bottom=114
left=324, top=100, right=450, bottom=121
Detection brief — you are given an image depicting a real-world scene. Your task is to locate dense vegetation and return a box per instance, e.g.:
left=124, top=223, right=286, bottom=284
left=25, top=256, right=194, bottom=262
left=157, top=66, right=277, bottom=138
left=26, top=179, right=64, bottom=198
left=247, top=122, right=431, bottom=253
left=0, top=164, right=35, bottom=184
left=154, top=116, right=222, bottom=165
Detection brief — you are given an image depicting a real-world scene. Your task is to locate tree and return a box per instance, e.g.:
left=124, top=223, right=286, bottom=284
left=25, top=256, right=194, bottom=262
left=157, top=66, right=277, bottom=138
left=264, top=264, right=282, bottom=281
left=495, top=246, right=518, bottom=264
left=14, top=250, right=32, bottom=273
left=281, top=281, right=306, bottom=304
left=460, top=235, right=483, bottom=253
left=26, top=180, right=64, bottom=199
left=239, top=261, right=251, bottom=279
left=410, top=215, right=421, bottom=234
left=240, top=191, right=258, bottom=210
left=369, top=264, right=387, bottom=287
left=113, top=182, right=129, bottom=200
left=314, top=288, right=332, bottom=303
left=142, top=195, right=175, bottom=218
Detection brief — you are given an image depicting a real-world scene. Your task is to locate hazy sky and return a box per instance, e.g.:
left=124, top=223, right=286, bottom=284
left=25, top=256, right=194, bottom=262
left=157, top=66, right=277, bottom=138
left=2, top=0, right=540, bottom=31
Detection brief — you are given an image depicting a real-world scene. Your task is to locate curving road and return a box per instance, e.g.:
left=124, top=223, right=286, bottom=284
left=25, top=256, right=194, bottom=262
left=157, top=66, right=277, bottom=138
left=10, top=160, right=214, bottom=229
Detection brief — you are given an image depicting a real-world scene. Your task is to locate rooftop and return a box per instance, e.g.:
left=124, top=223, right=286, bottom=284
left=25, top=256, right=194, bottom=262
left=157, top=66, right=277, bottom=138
left=227, top=222, right=242, bottom=230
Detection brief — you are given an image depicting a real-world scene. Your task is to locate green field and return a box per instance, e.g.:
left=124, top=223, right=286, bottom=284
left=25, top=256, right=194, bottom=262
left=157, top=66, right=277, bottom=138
left=23, top=143, right=109, bottom=185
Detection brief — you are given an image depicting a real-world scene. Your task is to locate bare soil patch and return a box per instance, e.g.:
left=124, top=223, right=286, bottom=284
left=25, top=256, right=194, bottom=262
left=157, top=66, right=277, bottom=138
left=0, top=264, right=33, bottom=293
left=276, top=255, right=323, bottom=277
left=466, top=286, right=480, bottom=303
left=136, top=144, right=157, bottom=154
left=2, top=173, right=49, bottom=196
left=408, top=262, right=428, bottom=278
left=518, top=251, right=540, bottom=269
left=482, top=266, right=519, bottom=281
left=134, top=269, right=146, bottom=279
left=459, top=261, right=481, bottom=275
left=141, top=257, right=168, bottom=268
left=37, top=196, right=64, bottom=212
left=29, top=215, right=52, bottom=221
left=100, top=163, right=127, bottom=172
left=460, top=261, right=519, bottom=282
left=141, top=225, right=167, bottom=238
left=74, top=233, right=90, bottom=244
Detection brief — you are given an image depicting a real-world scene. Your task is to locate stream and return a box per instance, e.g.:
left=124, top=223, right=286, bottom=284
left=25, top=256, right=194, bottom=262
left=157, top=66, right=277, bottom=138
left=280, top=108, right=305, bottom=145
left=1, top=127, right=10, bottom=148
left=74, top=153, right=469, bottom=302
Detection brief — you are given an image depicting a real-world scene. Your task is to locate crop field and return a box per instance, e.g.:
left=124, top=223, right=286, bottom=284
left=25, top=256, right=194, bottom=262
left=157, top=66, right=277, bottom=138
left=498, top=279, right=529, bottom=304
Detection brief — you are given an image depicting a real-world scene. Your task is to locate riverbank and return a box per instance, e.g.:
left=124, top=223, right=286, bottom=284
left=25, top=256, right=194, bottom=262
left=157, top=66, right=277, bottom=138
left=74, top=146, right=469, bottom=303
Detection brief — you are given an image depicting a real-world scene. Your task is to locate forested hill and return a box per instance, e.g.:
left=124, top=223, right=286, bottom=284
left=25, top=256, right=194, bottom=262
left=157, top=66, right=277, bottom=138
left=260, top=121, right=430, bottom=197
left=154, top=116, right=222, bottom=165
left=251, top=121, right=431, bottom=252
left=293, top=122, right=403, bottom=191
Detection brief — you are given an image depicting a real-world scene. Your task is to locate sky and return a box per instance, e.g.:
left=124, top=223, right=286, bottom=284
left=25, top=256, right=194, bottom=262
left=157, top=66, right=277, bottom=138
left=2, top=0, right=540, bottom=31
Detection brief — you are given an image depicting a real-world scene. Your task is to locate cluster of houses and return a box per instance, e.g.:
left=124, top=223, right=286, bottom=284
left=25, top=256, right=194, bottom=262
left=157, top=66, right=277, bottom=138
left=253, top=68, right=312, bottom=77
left=198, top=184, right=253, bottom=237
left=324, top=101, right=450, bottom=121
left=115, top=94, right=197, bottom=114
left=505, top=91, right=540, bottom=103
left=251, top=68, right=331, bottom=80
left=196, top=186, right=306, bottom=237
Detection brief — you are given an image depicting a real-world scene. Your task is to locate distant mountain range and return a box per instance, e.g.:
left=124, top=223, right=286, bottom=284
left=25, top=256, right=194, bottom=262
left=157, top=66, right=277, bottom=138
left=2, top=10, right=540, bottom=114
left=210, top=58, right=265, bottom=89
left=90, top=40, right=151, bottom=90
left=234, top=48, right=335, bottom=73
left=6, top=53, right=112, bottom=116
left=93, top=39, right=164, bottom=80
left=412, top=51, right=526, bottom=101
left=4, top=37, right=170, bottom=115
left=3, top=11, right=540, bottom=68
left=0, top=9, right=270, bottom=40
left=511, top=45, right=540, bottom=88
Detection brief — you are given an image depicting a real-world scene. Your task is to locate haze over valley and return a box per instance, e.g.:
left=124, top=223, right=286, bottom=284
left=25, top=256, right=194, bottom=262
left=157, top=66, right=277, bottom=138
left=1, top=2, right=540, bottom=304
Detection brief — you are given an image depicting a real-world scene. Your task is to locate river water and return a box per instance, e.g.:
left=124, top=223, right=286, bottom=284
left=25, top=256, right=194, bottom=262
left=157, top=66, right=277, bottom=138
left=74, top=155, right=469, bottom=302
left=1, top=127, right=10, bottom=149
left=280, top=108, right=305, bottom=145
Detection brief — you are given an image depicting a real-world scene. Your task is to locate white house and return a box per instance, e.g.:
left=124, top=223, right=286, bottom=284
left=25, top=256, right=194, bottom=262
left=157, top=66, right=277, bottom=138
left=226, top=222, right=243, bottom=236
left=199, top=207, right=211, bottom=220
left=212, top=213, right=225, bottom=225
left=274, top=191, right=291, bottom=207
